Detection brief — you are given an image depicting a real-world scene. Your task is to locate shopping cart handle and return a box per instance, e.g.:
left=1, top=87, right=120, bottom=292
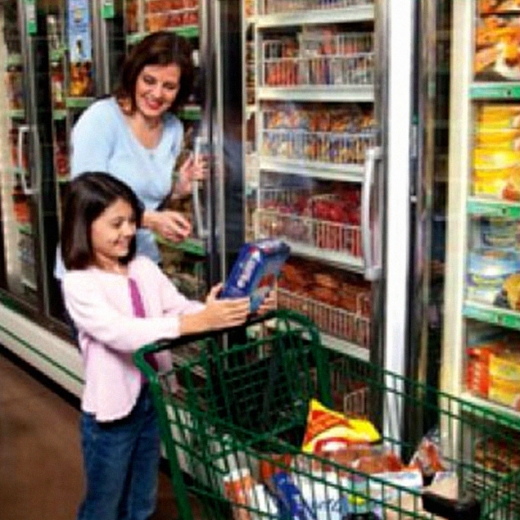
left=135, top=308, right=317, bottom=358
left=422, top=491, right=481, bottom=520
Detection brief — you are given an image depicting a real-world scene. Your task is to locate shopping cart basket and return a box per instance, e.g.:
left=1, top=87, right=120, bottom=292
left=134, top=310, right=520, bottom=520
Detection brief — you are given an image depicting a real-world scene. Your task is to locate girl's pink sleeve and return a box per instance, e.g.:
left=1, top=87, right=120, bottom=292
left=63, top=272, right=183, bottom=352
left=153, top=262, right=205, bottom=317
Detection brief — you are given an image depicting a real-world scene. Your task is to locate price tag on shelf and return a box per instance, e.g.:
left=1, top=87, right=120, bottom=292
left=467, top=199, right=520, bottom=219
left=25, top=0, right=37, bottom=35
left=101, top=0, right=115, bottom=19
left=470, top=83, right=520, bottom=100
left=464, top=303, right=520, bottom=331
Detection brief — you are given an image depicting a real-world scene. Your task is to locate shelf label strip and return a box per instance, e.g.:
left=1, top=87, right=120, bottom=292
left=471, top=83, right=520, bottom=100
left=467, top=199, right=520, bottom=218
left=464, top=303, right=520, bottom=330
left=101, top=1, right=115, bottom=19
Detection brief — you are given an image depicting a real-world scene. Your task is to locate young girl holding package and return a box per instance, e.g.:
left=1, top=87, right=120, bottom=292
left=61, top=172, right=271, bottom=520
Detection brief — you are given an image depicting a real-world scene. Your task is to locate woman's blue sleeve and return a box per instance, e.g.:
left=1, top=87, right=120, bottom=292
left=70, top=102, right=115, bottom=177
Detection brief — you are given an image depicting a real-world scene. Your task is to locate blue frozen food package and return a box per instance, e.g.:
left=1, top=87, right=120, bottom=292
left=220, top=239, right=290, bottom=312
left=268, top=472, right=316, bottom=520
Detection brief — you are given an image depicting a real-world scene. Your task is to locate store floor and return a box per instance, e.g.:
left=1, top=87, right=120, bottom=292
left=0, top=348, right=180, bottom=520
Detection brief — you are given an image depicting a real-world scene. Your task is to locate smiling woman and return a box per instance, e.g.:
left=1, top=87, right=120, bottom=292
left=54, top=32, right=204, bottom=282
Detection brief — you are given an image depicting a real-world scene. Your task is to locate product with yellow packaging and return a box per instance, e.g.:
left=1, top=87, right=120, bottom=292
left=489, top=350, right=520, bottom=410
left=473, top=148, right=520, bottom=200
left=476, top=104, right=520, bottom=128
left=301, top=399, right=380, bottom=454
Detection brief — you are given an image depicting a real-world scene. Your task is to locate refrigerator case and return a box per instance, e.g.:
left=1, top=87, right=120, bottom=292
left=0, top=1, right=58, bottom=311
left=0, top=1, right=83, bottom=395
left=237, top=0, right=379, bottom=362
left=444, top=0, right=520, bottom=424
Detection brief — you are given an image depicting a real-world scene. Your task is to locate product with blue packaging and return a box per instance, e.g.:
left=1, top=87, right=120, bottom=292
left=268, top=472, right=316, bottom=520
left=220, top=239, right=291, bottom=312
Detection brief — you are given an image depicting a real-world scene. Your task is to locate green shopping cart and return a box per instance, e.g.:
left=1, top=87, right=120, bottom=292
left=134, top=310, right=520, bottom=520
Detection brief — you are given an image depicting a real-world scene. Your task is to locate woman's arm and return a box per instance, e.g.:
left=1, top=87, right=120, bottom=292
left=70, top=101, right=116, bottom=176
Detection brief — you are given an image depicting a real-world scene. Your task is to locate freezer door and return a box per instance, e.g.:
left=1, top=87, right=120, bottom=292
left=0, top=1, right=60, bottom=317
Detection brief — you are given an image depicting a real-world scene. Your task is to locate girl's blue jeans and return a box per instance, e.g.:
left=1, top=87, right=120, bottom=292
left=77, top=385, right=160, bottom=520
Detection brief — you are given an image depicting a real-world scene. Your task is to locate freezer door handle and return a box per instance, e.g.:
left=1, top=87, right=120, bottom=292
left=192, top=180, right=208, bottom=239
left=361, top=146, right=382, bottom=281
left=17, top=125, right=34, bottom=195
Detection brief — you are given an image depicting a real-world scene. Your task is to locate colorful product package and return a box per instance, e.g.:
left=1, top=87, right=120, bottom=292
left=268, top=472, right=316, bottom=520
left=220, top=239, right=291, bottom=312
left=301, top=399, right=381, bottom=454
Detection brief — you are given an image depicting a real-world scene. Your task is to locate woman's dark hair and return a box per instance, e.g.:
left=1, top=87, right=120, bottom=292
left=114, top=31, right=194, bottom=115
left=61, top=172, right=143, bottom=270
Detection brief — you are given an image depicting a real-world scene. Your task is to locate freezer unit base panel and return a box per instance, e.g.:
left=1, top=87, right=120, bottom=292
left=0, top=303, right=83, bottom=398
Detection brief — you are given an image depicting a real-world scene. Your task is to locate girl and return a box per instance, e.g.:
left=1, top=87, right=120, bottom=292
left=61, top=172, right=259, bottom=520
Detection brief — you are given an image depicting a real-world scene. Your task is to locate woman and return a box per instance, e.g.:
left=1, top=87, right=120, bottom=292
left=67, top=31, right=201, bottom=265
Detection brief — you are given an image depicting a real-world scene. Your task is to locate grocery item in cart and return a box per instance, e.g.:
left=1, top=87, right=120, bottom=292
left=301, top=399, right=380, bottom=454
left=267, top=471, right=316, bottom=520
left=223, top=468, right=255, bottom=520
left=220, top=239, right=290, bottom=312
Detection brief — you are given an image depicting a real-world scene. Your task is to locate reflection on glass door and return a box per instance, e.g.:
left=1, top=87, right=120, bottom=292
left=107, top=0, right=208, bottom=300
left=0, top=2, right=39, bottom=306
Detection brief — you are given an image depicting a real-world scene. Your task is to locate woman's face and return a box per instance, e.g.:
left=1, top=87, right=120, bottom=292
left=91, top=198, right=136, bottom=268
left=134, top=63, right=181, bottom=119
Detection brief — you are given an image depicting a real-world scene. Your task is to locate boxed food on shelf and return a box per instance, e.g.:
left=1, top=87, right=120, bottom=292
left=467, top=249, right=520, bottom=305
left=472, top=148, right=520, bottom=200
left=489, top=349, right=520, bottom=409
left=278, top=259, right=371, bottom=346
left=258, top=182, right=362, bottom=256
left=261, top=28, right=374, bottom=87
left=261, top=103, right=375, bottom=165
left=479, top=0, right=520, bottom=15
left=479, top=216, right=518, bottom=251
left=476, top=103, right=520, bottom=128
left=474, top=13, right=520, bottom=80
left=5, top=64, right=24, bottom=110
left=466, top=339, right=508, bottom=397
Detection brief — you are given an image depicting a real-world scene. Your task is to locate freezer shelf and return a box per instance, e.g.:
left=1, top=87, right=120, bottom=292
left=464, top=301, right=520, bottom=331
left=256, top=0, right=374, bottom=27
left=277, top=287, right=370, bottom=349
left=258, top=85, right=374, bottom=102
left=467, top=197, right=520, bottom=219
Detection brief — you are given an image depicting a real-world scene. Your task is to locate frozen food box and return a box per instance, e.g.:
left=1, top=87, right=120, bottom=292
left=220, top=239, right=290, bottom=312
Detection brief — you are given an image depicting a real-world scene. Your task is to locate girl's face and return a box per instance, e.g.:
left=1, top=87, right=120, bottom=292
left=91, top=198, right=136, bottom=269
left=134, top=63, right=181, bottom=120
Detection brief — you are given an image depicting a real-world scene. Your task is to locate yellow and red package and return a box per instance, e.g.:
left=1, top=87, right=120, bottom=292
left=301, top=399, right=380, bottom=454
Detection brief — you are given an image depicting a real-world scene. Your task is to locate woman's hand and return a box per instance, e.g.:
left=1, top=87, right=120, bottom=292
left=179, top=284, right=250, bottom=335
left=143, top=209, right=191, bottom=242
left=255, top=290, right=277, bottom=316
left=176, top=153, right=205, bottom=196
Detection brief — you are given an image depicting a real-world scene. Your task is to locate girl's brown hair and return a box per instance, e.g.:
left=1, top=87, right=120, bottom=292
left=61, top=172, right=143, bottom=270
left=114, top=31, right=194, bottom=115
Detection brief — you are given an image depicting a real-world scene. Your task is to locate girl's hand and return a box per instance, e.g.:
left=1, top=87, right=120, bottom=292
left=255, top=290, right=277, bottom=316
left=202, top=283, right=250, bottom=330
left=144, top=210, right=191, bottom=242
left=177, top=153, right=205, bottom=196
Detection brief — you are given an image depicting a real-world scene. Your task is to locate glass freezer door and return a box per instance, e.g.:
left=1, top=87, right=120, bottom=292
left=102, top=0, right=210, bottom=300
left=0, top=1, right=57, bottom=313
